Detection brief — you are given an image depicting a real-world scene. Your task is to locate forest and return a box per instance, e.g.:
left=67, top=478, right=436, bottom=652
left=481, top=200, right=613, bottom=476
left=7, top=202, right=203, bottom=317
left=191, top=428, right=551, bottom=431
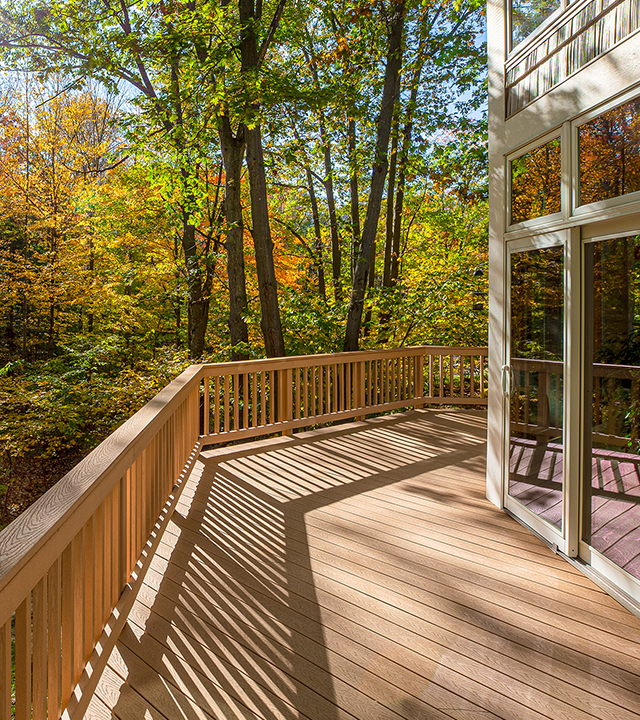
left=0, top=0, right=488, bottom=526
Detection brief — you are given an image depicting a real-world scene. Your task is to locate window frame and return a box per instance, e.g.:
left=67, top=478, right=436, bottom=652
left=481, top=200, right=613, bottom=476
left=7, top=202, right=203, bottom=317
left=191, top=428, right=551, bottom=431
left=506, top=129, right=565, bottom=232
left=572, top=85, right=640, bottom=219
left=507, top=0, right=567, bottom=56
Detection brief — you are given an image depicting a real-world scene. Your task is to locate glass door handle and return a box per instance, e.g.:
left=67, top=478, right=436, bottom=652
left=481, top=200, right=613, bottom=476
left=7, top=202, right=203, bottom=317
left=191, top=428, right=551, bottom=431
left=501, top=364, right=511, bottom=398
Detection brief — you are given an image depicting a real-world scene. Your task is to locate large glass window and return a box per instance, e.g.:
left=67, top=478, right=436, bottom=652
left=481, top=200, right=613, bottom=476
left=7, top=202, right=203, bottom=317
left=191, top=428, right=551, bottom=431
left=511, top=137, right=561, bottom=224
left=584, top=236, right=640, bottom=581
left=509, top=247, right=564, bottom=530
left=579, top=97, right=640, bottom=206
left=511, top=0, right=559, bottom=48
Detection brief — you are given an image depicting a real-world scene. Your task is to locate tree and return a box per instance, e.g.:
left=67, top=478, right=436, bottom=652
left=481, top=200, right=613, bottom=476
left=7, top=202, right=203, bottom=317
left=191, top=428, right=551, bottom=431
left=343, top=0, right=405, bottom=351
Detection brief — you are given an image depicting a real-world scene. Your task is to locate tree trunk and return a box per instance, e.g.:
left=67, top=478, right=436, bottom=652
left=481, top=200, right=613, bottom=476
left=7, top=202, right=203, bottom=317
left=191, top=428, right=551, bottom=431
left=244, top=124, right=285, bottom=356
left=182, top=218, right=209, bottom=359
left=383, top=116, right=399, bottom=287
left=239, top=0, right=286, bottom=357
left=319, top=115, right=342, bottom=304
left=348, top=118, right=360, bottom=284
left=219, top=117, right=250, bottom=360
left=343, top=0, right=405, bottom=352
left=306, top=166, right=327, bottom=301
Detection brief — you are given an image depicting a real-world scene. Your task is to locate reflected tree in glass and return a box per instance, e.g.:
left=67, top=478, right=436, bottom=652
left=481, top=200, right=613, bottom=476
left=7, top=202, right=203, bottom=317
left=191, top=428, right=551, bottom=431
left=511, top=0, right=559, bottom=47
left=511, top=138, right=561, bottom=224
left=579, top=98, right=640, bottom=205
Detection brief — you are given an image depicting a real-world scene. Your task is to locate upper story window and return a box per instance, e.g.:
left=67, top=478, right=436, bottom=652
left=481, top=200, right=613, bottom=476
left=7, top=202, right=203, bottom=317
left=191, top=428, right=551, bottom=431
left=511, top=137, right=562, bottom=224
left=510, top=0, right=560, bottom=49
left=579, top=97, right=640, bottom=206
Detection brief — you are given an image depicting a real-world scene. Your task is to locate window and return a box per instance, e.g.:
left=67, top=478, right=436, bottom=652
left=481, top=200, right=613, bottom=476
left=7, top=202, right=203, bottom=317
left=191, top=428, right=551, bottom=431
left=510, top=137, right=561, bottom=224
left=510, top=0, right=559, bottom=48
left=579, top=97, right=640, bottom=206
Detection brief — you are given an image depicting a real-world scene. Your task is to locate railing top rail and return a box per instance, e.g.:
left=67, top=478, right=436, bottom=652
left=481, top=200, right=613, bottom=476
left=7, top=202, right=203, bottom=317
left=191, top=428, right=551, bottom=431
left=0, top=363, right=203, bottom=624
left=200, top=346, right=488, bottom=376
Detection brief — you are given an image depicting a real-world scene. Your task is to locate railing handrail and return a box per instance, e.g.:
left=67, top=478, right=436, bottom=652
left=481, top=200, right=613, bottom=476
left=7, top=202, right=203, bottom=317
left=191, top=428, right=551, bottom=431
left=199, top=345, right=487, bottom=376
left=0, top=363, right=203, bottom=628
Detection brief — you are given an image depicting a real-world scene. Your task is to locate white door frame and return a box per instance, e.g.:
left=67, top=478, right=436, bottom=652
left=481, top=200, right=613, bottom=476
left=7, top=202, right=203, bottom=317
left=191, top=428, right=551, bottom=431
left=504, top=230, right=572, bottom=553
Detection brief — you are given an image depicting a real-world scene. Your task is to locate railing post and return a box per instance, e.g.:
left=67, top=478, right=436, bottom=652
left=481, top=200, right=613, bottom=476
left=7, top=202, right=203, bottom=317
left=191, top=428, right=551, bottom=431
left=203, top=376, right=210, bottom=437
left=415, top=354, right=424, bottom=407
left=279, top=367, right=293, bottom=435
left=354, top=361, right=365, bottom=420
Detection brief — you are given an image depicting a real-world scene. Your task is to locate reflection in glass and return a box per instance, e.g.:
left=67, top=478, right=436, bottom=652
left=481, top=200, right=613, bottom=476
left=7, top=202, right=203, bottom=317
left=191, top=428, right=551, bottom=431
left=579, top=98, right=640, bottom=205
left=509, top=247, right=564, bottom=530
left=511, top=138, right=561, bottom=224
left=584, top=236, right=640, bottom=581
left=511, top=0, right=559, bottom=48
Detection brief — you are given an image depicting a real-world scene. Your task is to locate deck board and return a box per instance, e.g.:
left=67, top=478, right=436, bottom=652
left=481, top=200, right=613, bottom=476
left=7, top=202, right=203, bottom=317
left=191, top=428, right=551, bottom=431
left=89, top=409, right=640, bottom=720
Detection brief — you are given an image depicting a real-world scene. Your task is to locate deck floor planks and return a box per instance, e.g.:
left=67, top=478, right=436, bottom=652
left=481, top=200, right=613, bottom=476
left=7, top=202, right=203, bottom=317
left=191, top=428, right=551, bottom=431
left=156, top=500, right=640, bottom=717
left=165, top=488, right=638, bottom=645
left=155, top=510, right=640, bottom=718
left=89, top=409, right=640, bottom=720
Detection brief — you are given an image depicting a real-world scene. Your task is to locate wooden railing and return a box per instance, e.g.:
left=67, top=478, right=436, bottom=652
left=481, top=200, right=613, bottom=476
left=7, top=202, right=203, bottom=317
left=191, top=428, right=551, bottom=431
left=199, top=346, right=488, bottom=444
left=0, top=345, right=487, bottom=720
left=0, top=366, right=201, bottom=720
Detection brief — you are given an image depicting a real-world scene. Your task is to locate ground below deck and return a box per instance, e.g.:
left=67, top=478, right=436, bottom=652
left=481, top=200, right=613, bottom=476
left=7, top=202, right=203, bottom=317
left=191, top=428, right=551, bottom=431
left=85, top=409, right=640, bottom=720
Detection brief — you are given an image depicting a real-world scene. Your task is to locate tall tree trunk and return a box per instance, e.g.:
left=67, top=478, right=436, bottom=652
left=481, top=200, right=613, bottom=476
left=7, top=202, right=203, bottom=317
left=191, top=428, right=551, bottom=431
left=239, top=0, right=286, bottom=357
left=319, top=115, right=342, bottom=304
left=182, top=217, right=209, bottom=359
left=383, top=115, right=399, bottom=287
left=306, top=166, right=327, bottom=301
left=343, top=0, right=405, bottom=352
left=303, top=40, right=342, bottom=304
left=244, top=124, right=285, bottom=356
left=348, top=118, right=360, bottom=284
left=219, top=117, right=250, bottom=360
left=378, top=113, right=399, bottom=342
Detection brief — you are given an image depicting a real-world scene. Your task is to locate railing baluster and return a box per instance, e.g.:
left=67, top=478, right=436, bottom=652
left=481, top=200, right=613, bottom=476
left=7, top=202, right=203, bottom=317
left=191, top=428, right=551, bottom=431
left=94, top=503, right=105, bottom=647
left=303, top=366, right=309, bottom=419
left=83, top=516, right=94, bottom=666
left=33, top=577, right=47, bottom=720
left=429, top=354, right=434, bottom=397
left=72, top=532, right=84, bottom=688
left=252, top=372, right=258, bottom=427
left=449, top=355, right=454, bottom=397
left=470, top=356, right=475, bottom=397
left=61, top=543, right=74, bottom=709
left=203, top=377, right=210, bottom=436
left=48, top=557, right=62, bottom=720
left=15, top=595, right=31, bottom=720
left=243, top=372, right=249, bottom=429
left=224, top=375, right=230, bottom=432
left=0, top=617, right=10, bottom=720
left=313, top=366, right=318, bottom=416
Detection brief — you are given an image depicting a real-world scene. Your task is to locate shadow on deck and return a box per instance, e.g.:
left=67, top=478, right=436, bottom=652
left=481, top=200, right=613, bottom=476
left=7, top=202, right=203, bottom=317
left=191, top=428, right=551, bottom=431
left=85, top=409, right=640, bottom=720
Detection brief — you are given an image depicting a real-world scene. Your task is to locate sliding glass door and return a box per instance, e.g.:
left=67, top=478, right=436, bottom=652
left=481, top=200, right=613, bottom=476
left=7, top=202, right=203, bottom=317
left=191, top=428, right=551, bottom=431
left=506, top=243, right=565, bottom=544
left=583, top=235, right=640, bottom=584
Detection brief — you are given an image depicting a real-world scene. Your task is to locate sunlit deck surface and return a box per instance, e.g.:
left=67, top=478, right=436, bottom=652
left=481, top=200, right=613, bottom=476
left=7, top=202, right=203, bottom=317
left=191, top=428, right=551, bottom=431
left=86, top=409, right=640, bottom=720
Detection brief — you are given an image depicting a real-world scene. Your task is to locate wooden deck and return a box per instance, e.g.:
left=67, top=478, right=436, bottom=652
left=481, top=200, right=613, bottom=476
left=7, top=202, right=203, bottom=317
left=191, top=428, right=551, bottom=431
left=83, top=409, right=640, bottom=720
